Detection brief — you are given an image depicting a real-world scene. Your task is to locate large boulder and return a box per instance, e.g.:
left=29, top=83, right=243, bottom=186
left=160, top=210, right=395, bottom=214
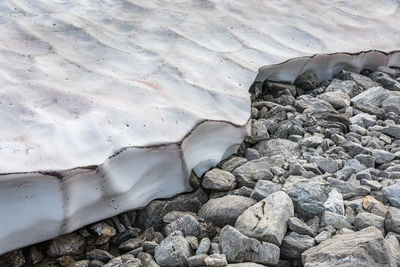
left=235, top=191, right=294, bottom=246
left=302, top=226, right=397, bottom=267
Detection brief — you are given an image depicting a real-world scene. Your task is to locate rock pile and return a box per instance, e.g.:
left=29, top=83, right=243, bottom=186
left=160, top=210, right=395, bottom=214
left=1, top=66, right=400, bottom=267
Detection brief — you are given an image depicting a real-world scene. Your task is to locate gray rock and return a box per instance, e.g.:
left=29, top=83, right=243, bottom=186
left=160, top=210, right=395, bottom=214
left=91, top=223, right=117, bottom=237
left=209, top=242, right=220, bottom=255
left=253, top=139, right=300, bottom=159
left=382, top=182, right=400, bottom=208
left=318, top=91, right=350, bottom=110
left=325, top=78, right=359, bottom=96
left=227, top=264, right=266, bottom=267
left=198, top=195, right=256, bottom=226
left=219, top=225, right=280, bottom=265
left=385, top=207, right=400, bottom=234
left=244, top=148, right=260, bottom=161
left=385, top=232, right=400, bottom=266
left=327, top=178, right=370, bottom=199
left=351, top=86, right=389, bottom=106
left=356, top=169, right=372, bottom=180
left=187, top=254, right=207, bottom=267
left=104, top=254, right=141, bottom=267
left=354, top=212, right=385, bottom=234
left=28, top=247, right=43, bottom=265
left=339, top=70, right=379, bottom=91
left=383, top=125, right=400, bottom=139
left=250, top=180, right=282, bottom=201
left=202, top=169, right=236, bottom=191
left=118, top=238, right=144, bottom=252
left=376, top=66, right=400, bottom=79
left=220, top=157, right=247, bottom=173
left=165, top=214, right=214, bottom=240
left=186, top=236, right=199, bottom=250
left=226, top=187, right=253, bottom=197
left=137, top=252, right=160, bottom=267
left=372, top=149, right=395, bottom=164
left=232, top=157, right=274, bottom=188
left=314, top=225, right=335, bottom=244
left=299, top=133, right=324, bottom=148
left=163, top=211, right=197, bottom=224
left=154, top=232, right=192, bottom=267
left=288, top=217, right=315, bottom=236
left=281, top=232, right=315, bottom=259
left=245, top=119, right=270, bottom=144
left=87, top=249, right=115, bottom=262
left=70, top=260, right=90, bottom=267
left=47, top=233, right=86, bottom=257
left=323, top=189, right=344, bottom=215
left=139, top=188, right=208, bottom=229
left=196, top=238, right=211, bottom=255
left=287, top=184, right=329, bottom=220
left=294, top=72, right=319, bottom=91
left=308, top=156, right=342, bottom=173
left=302, top=227, right=397, bottom=267
left=370, top=71, right=400, bottom=91
left=235, top=191, right=294, bottom=246
left=204, top=254, right=228, bottom=266
left=382, top=96, right=400, bottom=115
left=321, top=211, right=352, bottom=230
left=350, top=113, right=377, bottom=128
left=360, top=179, right=382, bottom=190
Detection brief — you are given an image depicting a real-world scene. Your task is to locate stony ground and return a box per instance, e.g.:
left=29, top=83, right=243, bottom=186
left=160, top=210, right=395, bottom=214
left=1, top=65, right=400, bottom=267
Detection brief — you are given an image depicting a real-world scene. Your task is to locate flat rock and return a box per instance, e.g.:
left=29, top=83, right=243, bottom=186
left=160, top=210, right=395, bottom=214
left=235, top=191, right=294, bottom=246
left=351, top=86, right=389, bottom=106
left=302, top=227, right=397, bottom=267
left=198, top=195, right=256, bottom=226
left=219, top=225, right=279, bottom=265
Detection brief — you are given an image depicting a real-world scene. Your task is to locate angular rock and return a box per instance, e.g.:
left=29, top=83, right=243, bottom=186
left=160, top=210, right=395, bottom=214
left=250, top=180, right=282, bottom=201
left=165, top=214, right=214, bottom=240
left=302, top=227, right=397, bottom=267
left=87, top=249, right=115, bottom=262
left=219, top=225, right=279, bottom=265
left=202, top=169, right=236, bottom=191
left=294, top=72, right=320, bottom=91
left=232, top=157, right=274, bottom=188
left=163, top=211, right=197, bottom=224
left=372, top=149, right=395, bottom=164
left=220, top=157, right=247, bottom=173
left=198, top=195, right=256, bottom=226
left=327, top=178, right=370, bottom=199
left=281, top=232, right=315, bottom=259
left=354, top=212, right=385, bottom=234
left=383, top=125, right=400, bottom=139
left=187, top=254, right=207, bottom=267
left=318, top=91, right=350, bottom=110
left=321, top=211, right=352, bottom=230
left=204, top=254, right=228, bottom=266
left=382, top=96, right=400, bottom=115
left=154, top=232, right=192, bottom=267
left=351, top=86, right=389, bottom=106
left=104, top=254, right=141, bottom=267
left=288, top=217, right=315, bottom=236
left=137, top=252, right=160, bottom=267
left=196, top=238, right=211, bottom=255
left=385, top=207, right=400, bottom=234
left=382, top=182, right=400, bottom=208
left=253, top=139, right=300, bottom=160
left=323, top=189, right=344, bottom=215
left=47, top=233, right=86, bottom=257
left=245, top=119, right=270, bottom=144
left=235, top=191, right=294, bottom=246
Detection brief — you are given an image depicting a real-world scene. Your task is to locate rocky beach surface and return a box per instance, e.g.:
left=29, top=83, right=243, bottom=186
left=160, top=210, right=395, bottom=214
left=1, top=65, right=400, bottom=267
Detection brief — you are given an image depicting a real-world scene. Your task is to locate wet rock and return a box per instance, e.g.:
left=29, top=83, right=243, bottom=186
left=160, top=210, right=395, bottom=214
left=281, top=232, right=315, bottom=259
left=202, top=168, right=236, bottom=191
left=198, top=195, right=256, bottom=226
left=154, top=232, right=192, bottom=267
left=219, top=225, right=279, bottom=265
left=47, top=233, right=86, bottom=257
left=165, top=214, right=215, bottom=240
left=302, top=227, right=396, bottom=266
left=235, top=191, right=294, bottom=246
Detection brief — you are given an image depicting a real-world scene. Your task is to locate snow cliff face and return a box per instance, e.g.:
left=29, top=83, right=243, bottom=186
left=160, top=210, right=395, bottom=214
left=0, top=0, right=399, bottom=254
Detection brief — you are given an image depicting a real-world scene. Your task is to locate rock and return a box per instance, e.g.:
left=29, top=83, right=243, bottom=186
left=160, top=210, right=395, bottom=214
left=356, top=169, right=372, bottom=180
left=227, top=187, right=253, bottom=197
left=235, top=191, right=294, bottom=246
left=91, top=223, right=116, bottom=237
left=204, top=254, right=228, bottom=266
left=294, top=72, right=320, bottom=91
left=220, top=157, right=247, bottom=173
left=244, top=148, right=260, bottom=161
left=29, top=247, right=43, bottom=265
left=325, top=78, right=359, bottom=96
left=232, top=157, right=275, bottom=188
left=370, top=71, right=400, bottom=91
left=354, top=212, right=385, bottom=234
left=162, top=211, right=197, bottom=223
left=382, top=182, right=400, bottom=208
left=383, top=125, right=400, bottom=139
left=351, top=86, right=389, bottom=106
left=154, top=232, right=192, bottom=267
left=355, top=154, right=376, bottom=168
left=372, top=149, right=395, bottom=164
left=186, top=236, right=199, bottom=250
left=196, top=238, right=211, bottom=255
left=103, top=254, right=141, bottom=267
left=321, top=211, right=352, bottom=230
left=360, top=179, right=382, bottom=190
left=202, top=169, right=236, bottom=192
left=382, top=96, right=400, bottom=115
left=385, top=207, right=400, bottom=234
left=142, top=241, right=158, bottom=251
left=253, top=139, right=301, bottom=160
left=327, top=178, right=370, bottom=199
left=287, top=184, right=329, bottom=220
left=137, top=252, right=159, bottom=267
left=187, top=254, right=207, bottom=267
left=165, top=214, right=215, bottom=240
left=314, top=225, right=335, bottom=244
left=198, top=195, right=256, bottom=226
left=376, top=66, right=400, bottom=79
left=288, top=217, right=315, bottom=236
left=350, top=113, right=377, bottom=128
left=308, top=156, right=342, bottom=173
left=302, top=227, right=397, bottom=266
left=68, top=260, right=90, bottom=267
left=87, top=249, right=115, bottom=262
left=118, top=238, right=144, bottom=252
left=139, top=188, right=208, bottom=229
left=323, top=189, right=344, bottom=215
left=318, top=91, right=350, bottom=110
left=47, top=233, right=86, bottom=257
left=226, top=264, right=265, bottom=267
left=245, top=119, right=270, bottom=144
left=385, top=233, right=400, bottom=266
left=338, top=70, right=379, bottom=91
left=250, top=180, right=282, bottom=201
left=281, top=232, right=315, bottom=259
left=299, top=133, right=324, bottom=148
left=219, top=225, right=280, bottom=265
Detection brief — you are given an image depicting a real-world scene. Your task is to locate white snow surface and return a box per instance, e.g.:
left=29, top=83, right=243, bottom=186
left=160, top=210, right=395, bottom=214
left=0, top=0, right=400, bottom=253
